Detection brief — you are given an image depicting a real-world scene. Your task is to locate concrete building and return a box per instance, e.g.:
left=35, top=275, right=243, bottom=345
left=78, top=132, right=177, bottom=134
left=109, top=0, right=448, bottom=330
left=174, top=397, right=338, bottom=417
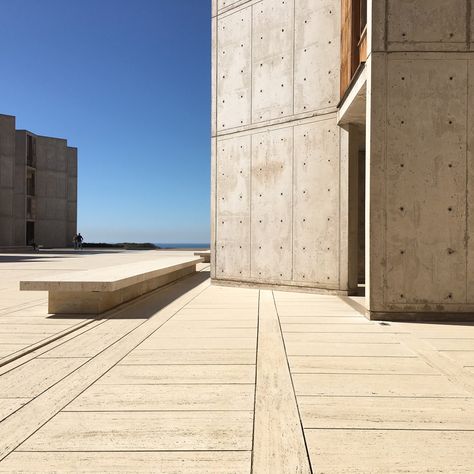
left=0, top=114, right=77, bottom=248
left=211, top=0, right=474, bottom=320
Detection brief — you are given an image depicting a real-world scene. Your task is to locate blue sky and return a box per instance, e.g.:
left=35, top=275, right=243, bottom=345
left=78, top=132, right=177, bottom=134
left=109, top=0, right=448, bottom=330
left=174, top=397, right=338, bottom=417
left=0, top=0, right=211, bottom=243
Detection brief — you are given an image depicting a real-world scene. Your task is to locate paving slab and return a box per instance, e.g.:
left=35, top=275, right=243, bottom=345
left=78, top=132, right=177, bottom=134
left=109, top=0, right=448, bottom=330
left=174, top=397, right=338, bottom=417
left=281, top=322, right=391, bottom=333
left=424, top=338, right=474, bottom=351
left=139, top=336, right=256, bottom=350
left=283, top=332, right=399, bottom=344
left=288, top=355, right=437, bottom=374
left=0, top=399, right=30, bottom=423
left=155, top=327, right=257, bottom=338
left=285, top=341, right=415, bottom=357
left=121, top=348, right=256, bottom=365
left=440, top=350, right=474, bottom=366
left=0, top=345, right=27, bottom=358
left=98, top=364, right=255, bottom=385
left=0, top=333, right=54, bottom=345
left=279, top=316, right=371, bottom=324
left=0, top=358, right=88, bottom=398
left=0, top=324, right=73, bottom=334
left=20, top=411, right=254, bottom=451
left=305, top=429, right=474, bottom=473
left=0, top=451, right=251, bottom=473
left=293, top=373, right=470, bottom=397
left=66, top=383, right=254, bottom=411
left=299, top=396, right=474, bottom=429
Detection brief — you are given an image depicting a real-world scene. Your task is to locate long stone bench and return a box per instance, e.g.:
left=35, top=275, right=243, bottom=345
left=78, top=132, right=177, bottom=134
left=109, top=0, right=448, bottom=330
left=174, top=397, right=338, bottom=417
left=194, top=250, right=210, bottom=263
left=19, top=256, right=203, bottom=314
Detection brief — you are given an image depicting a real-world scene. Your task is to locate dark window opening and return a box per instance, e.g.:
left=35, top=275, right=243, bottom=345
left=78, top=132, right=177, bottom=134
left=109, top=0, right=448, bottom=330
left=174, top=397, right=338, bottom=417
left=27, top=135, right=36, bottom=167
left=26, top=197, right=35, bottom=220
left=27, top=172, right=35, bottom=196
left=26, top=221, right=35, bottom=246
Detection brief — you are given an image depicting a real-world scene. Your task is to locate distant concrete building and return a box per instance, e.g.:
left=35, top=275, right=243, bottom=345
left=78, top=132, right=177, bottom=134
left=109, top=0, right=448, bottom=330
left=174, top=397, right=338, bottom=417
left=211, top=0, right=474, bottom=320
left=0, top=114, right=77, bottom=248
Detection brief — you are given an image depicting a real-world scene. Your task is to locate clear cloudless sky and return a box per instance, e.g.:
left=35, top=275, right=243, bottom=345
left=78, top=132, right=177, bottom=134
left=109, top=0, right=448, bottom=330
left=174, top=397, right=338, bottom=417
left=0, top=0, right=211, bottom=243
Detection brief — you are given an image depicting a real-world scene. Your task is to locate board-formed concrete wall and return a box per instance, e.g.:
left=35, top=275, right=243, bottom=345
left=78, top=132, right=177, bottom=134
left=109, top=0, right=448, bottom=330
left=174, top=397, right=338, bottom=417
left=0, top=115, right=16, bottom=246
left=366, top=0, right=474, bottom=316
left=211, top=0, right=347, bottom=291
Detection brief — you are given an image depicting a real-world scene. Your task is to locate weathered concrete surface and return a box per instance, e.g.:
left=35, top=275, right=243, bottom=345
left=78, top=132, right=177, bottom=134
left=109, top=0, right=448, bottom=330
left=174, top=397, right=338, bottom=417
left=0, top=115, right=16, bottom=247
left=33, top=134, right=77, bottom=248
left=213, top=1, right=474, bottom=319
left=0, top=120, right=77, bottom=248
left=212, top=0, right=347, bottom=292
left=364, top=1, right=474, bottom=318
left=0, top=263, right=473, bottom=472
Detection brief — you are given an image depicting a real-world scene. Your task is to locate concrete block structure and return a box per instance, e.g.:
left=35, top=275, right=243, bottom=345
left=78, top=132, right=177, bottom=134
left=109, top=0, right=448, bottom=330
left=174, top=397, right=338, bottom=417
left=211, top=0, right=474, bottom=321
left=0, top=115, right=16, bottom=246
left=0, top=114, right=77, bottom=248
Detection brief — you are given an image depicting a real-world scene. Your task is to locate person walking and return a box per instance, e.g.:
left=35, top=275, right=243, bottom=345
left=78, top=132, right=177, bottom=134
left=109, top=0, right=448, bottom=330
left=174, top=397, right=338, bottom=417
left=76, top=233, right=84, bottom=250
left=72, top=234, right=78, bottom=250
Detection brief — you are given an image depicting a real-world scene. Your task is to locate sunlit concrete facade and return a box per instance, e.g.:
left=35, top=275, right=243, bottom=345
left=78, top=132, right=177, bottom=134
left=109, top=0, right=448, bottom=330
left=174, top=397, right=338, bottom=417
left=211, top=0, right=474, bottom=320
left=0, top=114, right=77, bottom=248
left=211, top=0, right=346, bottom=293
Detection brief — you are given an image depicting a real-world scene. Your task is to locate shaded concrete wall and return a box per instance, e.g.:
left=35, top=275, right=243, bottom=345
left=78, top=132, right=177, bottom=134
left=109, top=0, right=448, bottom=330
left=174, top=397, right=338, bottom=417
left=13, top=131, right=26, bottom=245
left=35, top=136, right=71, bottom=248
left=366, top=0, right=474, bottom=316
left=0, top=115, right=16, bottom=246
left=211, top=0, right=348, bottom=292
left=66, top=147, right=78, bottom=243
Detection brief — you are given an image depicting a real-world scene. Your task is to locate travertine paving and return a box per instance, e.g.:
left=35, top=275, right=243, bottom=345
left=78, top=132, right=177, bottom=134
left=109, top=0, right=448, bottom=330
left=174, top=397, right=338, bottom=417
left=0, top=249, right=204, bottom=364
left=0, top=252, right=473, bottom=472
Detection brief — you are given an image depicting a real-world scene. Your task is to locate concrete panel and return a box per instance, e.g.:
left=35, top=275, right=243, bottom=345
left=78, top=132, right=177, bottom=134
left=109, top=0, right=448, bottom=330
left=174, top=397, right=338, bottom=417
left=369, top=0, right=387, bottom=53
left=467, top=58, right=474, bottom=300
left=294, top=0, right=339, bottom=114
left=211, top=138, right=217, bottom=278
left=217, top=7, right=252, bottom=131
left=0, top=115, right=16, bottom=246
left=218, top=0, right=241, bottom=11
left=252, top=0, right=294, bottom=122
left=68, top=177, right=77, bottom=201
left=0, top=189, right=14, bottom=215
left=293, top=118, right=339, bottom=286
left=36, top=219, right=67, bottom=248
left=251, top=127, right=293, bottom=281
left=0, top=155, right=14, bottom=188
left=385, top=58, right=468, bottom=305
left=67, top=148, right=77, bottom=176
left=472, top=9, right=474, bottom=50
left=216, top=134, right=251, bottom=279
left=387, top=0, right=467, bottom=50
left=366, top=52, right=388, bottom=312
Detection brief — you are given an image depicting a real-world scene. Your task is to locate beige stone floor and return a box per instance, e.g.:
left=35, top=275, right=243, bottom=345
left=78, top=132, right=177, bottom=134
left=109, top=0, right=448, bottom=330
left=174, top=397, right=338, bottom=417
left=0, top=249, right=205, bottom=363
left=0, top=251, right=473, bottom=472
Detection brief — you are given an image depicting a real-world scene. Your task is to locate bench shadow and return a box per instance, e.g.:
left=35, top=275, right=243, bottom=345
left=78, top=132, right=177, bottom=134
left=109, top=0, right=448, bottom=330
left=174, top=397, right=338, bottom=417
left=46, top=270, right=210, bottom=321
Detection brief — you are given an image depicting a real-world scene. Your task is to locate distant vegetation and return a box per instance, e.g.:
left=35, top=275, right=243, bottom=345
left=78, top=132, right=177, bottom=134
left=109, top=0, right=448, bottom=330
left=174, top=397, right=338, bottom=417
left=83, top=242, right=158, bottom=250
